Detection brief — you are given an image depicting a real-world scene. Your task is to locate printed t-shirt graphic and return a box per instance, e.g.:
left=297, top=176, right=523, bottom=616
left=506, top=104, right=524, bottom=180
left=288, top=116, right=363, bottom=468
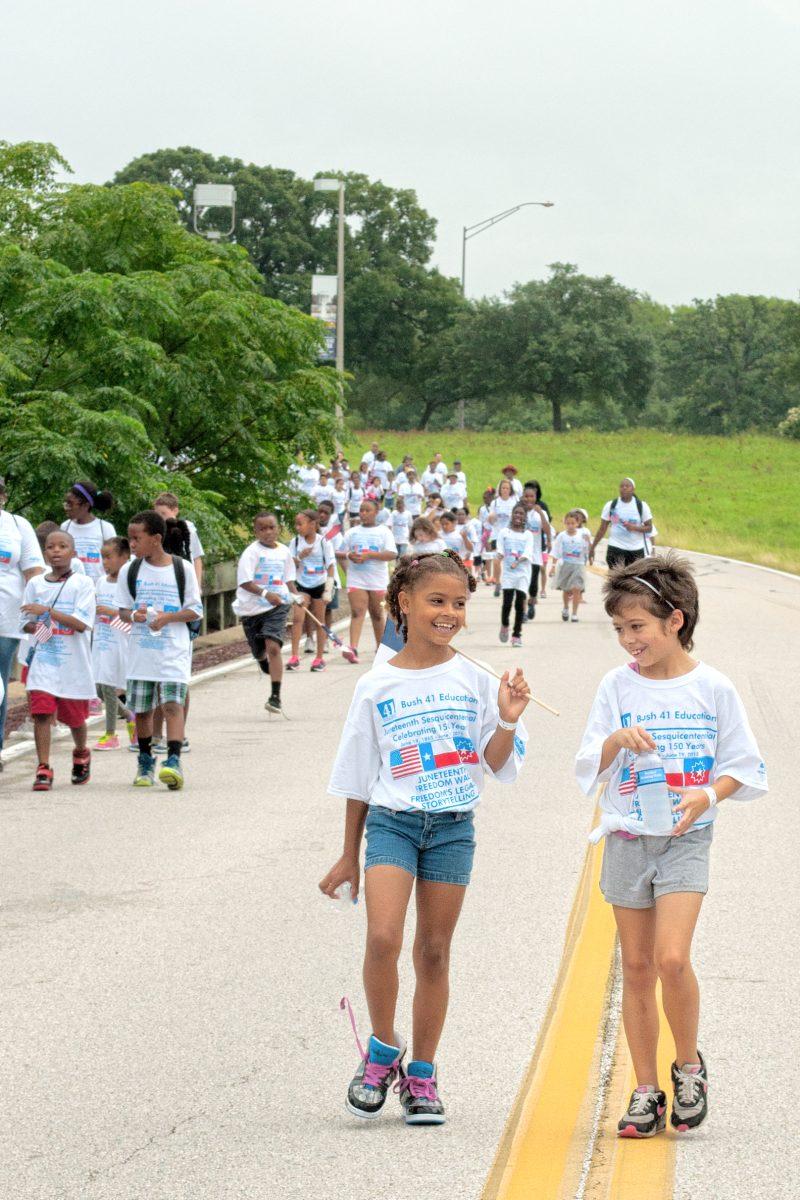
left=342, top=525, right=397, bottom=591
left=60, top=518, right=116, bottom=580
left=328, top=656, right=527, bottom=813
left=574, top=661, right=768, bottom=831
left=93, top=574, right=129, bottom=689
left=489, top=496, right=516, bottom=533
left=235, top=543, right=296, bottom=616
left=0, top=510, right=44, bottom=638
left=23, top=574, right=97, bottom=699
left=496, top=529, right=534, bottom=589
left=115, top=559, right=203, bottom=683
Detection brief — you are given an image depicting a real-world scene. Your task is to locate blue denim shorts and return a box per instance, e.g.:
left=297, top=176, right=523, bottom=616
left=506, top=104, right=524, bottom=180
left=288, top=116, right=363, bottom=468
left=365, top=806, right=476, bottom=886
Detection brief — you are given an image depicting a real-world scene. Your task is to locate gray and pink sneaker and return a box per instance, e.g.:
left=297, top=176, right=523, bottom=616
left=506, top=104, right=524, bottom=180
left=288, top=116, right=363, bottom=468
left=341, top=998, right=405, bottom=1120
left=618, top=1086, right=667, bottom=1137
left=342, top=646, right=359, bottom=664
left=396, top=1061, right=445, bottom=1126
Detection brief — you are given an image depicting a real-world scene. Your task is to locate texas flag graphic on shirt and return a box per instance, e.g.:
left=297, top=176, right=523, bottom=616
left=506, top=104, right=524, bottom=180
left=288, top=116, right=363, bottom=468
left=666, top=756, right=714, bottom=790
left=390, top=737, right=479, bottom=779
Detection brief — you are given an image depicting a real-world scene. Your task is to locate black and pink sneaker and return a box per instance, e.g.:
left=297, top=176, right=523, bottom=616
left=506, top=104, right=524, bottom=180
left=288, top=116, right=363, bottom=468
left=671, top=1052, right=708, bottom=1131
left=340, top=998, right=405, bottom=1121
left=396, top=1062, right=445, bottom=1126
left=342, top=646, right=359, bottom=664
left=617, top=1086, right=667, bottom=1137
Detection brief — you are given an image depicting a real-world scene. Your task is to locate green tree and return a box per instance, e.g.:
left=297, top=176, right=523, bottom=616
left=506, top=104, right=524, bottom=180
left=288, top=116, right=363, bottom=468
left=455, top=264, right=656, bottom=432
left=0, top=142, right=340, bottom=552
left=662, top=295, right=800, bottom=433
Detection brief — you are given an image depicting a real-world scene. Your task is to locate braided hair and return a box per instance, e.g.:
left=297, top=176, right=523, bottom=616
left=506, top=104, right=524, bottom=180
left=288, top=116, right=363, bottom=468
left=386, top=550, right=477, bottom=643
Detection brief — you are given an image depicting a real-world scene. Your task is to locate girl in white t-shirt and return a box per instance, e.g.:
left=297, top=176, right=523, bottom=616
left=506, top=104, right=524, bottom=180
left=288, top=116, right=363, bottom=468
left=575, top=554, right=766, bottom=1138
left=407, top=516, right=445, bottom=557
left=390, top=496, right=411, bottom=557
left=550, top=511, right=589, bottom=623
left=92, top=536, right=135, bottom=752
left=347, top=472, right=365, bottom=527
left=438, top=510, right=472, bottom=561
left=336, top=499, right=397, bottom=665
left=320, top=550, right=530, bottom=1126
left=488, top=479, right=516, bottom=595
left=288, top=509, right=336, bottom=673
left=477, top=488, right=496, bottom=583
left=60, top=480, right=116, bottom=581
left=496, top=504, right=535, bottom=647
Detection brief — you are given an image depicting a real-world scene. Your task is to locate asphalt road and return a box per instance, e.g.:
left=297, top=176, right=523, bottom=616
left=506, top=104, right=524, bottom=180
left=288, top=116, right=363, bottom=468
left=0, top=550, right=796, bottom=1200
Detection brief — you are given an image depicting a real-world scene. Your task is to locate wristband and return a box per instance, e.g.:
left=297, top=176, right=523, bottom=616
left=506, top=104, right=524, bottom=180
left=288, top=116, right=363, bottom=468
left=261, top=588, right=270, bottom=600
left=497, top=716, right=518, bottom=732
left=702, top=785, right=718, bottom=808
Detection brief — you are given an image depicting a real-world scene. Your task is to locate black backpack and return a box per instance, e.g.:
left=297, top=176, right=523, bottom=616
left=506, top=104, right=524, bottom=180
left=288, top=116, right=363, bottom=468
left=125, top=555, right=203, bottom=640
left=609, top=495, right=650, bottom=553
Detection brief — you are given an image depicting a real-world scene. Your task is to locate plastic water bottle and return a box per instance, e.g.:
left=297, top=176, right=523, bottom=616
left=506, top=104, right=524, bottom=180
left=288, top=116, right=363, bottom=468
left=634, top=749, right=674, bottom=835
left=333, top=881, right=357, bottom=910
left=146, top=607, right=163, bottom=637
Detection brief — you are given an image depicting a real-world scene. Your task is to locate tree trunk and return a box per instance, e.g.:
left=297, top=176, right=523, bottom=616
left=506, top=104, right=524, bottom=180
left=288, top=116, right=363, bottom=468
left=551, top=395, right=563, bottom=432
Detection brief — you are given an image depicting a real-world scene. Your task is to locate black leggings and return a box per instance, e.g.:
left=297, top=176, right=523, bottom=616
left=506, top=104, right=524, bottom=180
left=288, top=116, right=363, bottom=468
left=501, top=589, right=526, bottom=637
left=527, top=564, right=541, bottom=602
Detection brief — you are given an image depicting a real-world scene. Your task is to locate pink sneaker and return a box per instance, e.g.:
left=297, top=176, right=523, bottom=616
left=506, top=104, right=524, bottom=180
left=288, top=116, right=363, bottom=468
left=286, top=656, right=301, bottom=671
left=88, top=698, right=103, bottom=716
left=93, top=734, right=121, bottom=751
left=342, top=646, right=359, bottom=664
left=310, top=657, right=326, bottom=672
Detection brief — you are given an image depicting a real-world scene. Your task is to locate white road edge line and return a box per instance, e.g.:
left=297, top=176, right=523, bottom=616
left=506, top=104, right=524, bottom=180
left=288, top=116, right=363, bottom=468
left=0, top=615, right=352, bottom=765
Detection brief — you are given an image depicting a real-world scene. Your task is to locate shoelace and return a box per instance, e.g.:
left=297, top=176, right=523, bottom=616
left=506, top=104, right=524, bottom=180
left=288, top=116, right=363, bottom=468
left=675, top=1070, right=703, bottom=1107
left=628, top=1089, right=658, bottom=1116
left=340, top=997, right=399, bottom=1089
left=396, top=1074, right=439, bottom=1104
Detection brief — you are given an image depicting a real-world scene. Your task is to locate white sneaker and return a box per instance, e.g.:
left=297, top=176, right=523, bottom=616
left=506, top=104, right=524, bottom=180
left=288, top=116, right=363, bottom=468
left=304, top=635, right=315, bottom=654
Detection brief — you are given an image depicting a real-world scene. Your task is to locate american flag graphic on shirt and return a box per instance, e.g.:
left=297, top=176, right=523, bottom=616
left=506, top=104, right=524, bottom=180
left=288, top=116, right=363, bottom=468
left=390, top=737, right=479, bottom=780
left=109, top=615, right=132, bottom=635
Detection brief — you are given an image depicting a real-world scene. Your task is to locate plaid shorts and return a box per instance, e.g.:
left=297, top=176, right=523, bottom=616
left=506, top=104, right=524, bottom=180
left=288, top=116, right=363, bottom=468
left=126, top=679, right=188, bottom=713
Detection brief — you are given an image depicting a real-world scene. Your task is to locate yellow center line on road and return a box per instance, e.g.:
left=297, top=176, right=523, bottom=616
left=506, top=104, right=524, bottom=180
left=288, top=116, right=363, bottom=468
left=481, top=804, right=677, bottom=1200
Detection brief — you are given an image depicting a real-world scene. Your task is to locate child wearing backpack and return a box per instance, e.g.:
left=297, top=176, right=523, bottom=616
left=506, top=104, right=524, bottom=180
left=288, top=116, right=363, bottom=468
left=116, top=511, right=204, bottom=791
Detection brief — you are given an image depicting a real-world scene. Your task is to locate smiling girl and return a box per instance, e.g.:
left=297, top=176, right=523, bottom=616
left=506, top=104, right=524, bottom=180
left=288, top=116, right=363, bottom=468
left=576, top=554, right=767, bottom=1139
left=320, top=550, right=530, bottom=1126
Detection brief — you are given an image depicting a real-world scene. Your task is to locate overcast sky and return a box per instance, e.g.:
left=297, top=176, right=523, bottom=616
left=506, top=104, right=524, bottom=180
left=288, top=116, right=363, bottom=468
left=3, top=0, right=798, bottom=305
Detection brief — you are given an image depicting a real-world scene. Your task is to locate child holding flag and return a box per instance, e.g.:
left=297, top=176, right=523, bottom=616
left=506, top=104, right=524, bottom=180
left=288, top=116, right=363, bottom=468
left=20, top=529, right=97, bottom=791
left=575, top=554, right=767, bottom=1138
left=320, top=549, right=529, bottom=1126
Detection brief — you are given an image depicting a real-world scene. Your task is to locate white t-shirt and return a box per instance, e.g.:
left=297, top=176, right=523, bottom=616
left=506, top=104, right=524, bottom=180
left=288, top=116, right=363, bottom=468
left=525, top=510, right=545, bottom=566
left=408, top=538, right=446, bottom=556
left=290, top=533, right=335, bottom=590
left=601, top=496, right=654, bottom=551
left=375, top=507, right=392, bottom=527
left=361, top=449, right=377, bottom=469
left=0, top=510, right=44, bottom=638
left=235, top=542, right=296, bottom=616
left=398, top=482, right=424, bottom=517
left=184, top=519, right=204, bottom=562
left=296, top=466, right=320, bottom=496
left=421, top=469, right=444, bottom=496
left=496, top=528, right=534, bottom=590
left=391, top=510, right=412, bottom=545
left=394, top=470, right=409, bottom=488
left=341, top=525, right=397, bottom=591
left=329, top=655, right=527, bottom=813
left=331, top=487, right=348, bottom=516
left=60, top=517, right=116, bottom=580
left=441, top=528, right=470, bottom=556
left=465, top=518, right=481, bottom=550
left=551, top=531, right=589, bottom=565
left=499, top=477, right=522, bottom=497
left=490, top=496, right=516, bottom=534
left=311, top=483, right=335, bottom=506
left=320, top=521, right=344, bottom=556
left=347, top=485, right=365, bottom=515
left=23, top=573, right=97, bottom=699
left=575, top=662, right=768, bottom=831
left=116, top=559, right=203, bottom=684
left=93, top=574, right=129, bottom=690
left=371, top=459, right=393, bottom=484
left=440, top=482, right=467, bottom=510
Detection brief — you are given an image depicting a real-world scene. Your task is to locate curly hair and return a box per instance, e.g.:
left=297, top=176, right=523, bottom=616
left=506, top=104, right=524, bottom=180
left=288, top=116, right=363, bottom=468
left=603, top=552, right=699, bottom=650
left=386, top=550, right=477, bottom=642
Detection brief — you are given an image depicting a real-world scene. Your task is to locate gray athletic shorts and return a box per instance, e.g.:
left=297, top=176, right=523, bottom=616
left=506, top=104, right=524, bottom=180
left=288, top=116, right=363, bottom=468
left=600, top=824, right=713, bottom=909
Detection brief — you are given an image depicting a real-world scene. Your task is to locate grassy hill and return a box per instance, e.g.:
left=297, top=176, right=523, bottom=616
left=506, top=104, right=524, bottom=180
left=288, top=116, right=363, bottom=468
left=344, top=430, right=799, bottom=575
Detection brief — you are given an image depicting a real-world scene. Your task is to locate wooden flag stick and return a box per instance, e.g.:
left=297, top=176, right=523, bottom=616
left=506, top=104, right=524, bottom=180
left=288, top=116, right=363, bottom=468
left=454, top=647, right=560, bottom=717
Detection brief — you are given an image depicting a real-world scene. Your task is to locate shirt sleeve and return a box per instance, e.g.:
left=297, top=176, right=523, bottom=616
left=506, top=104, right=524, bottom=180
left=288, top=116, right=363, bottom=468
left=17, top=518, right=45, bottom=573
left=189, top=523, right=205, bottom=560
left=19, top=578, right=37, bottom=632
left=601, top=502, right=612, bottom=521
left=237, top=544, right=258, bottom=586
left=382, top=528, right=397, bottom=554
left=73, top=577, right=96, bottom=630
left=713, top=679, right=768, bottom=802
left=327, top=679, right=382, bottom=801
left=575, top=675, right=620, bottom=796
left=322, top=539, right=335, bottom=568
left=477, top=673, right=528, bottom=783
left=641, top=501, right=653, bottom=523
left=181, top=564, right=204, bottom=617
left=551, top=533, right=564, bottom=560
left=115, top=563, right=135, bottom=609
left=283, top=549, right=296, bottom=584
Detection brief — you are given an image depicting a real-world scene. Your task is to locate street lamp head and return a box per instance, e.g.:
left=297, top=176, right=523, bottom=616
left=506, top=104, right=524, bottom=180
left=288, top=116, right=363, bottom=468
left=314, top=178, right=343, bottom=193
left=193, top=183, right=236, bottom=209
left=542, top=201, right=555, bottom=207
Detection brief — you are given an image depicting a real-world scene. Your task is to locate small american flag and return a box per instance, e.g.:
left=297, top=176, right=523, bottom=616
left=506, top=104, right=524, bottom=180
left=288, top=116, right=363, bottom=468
left=110, top=616, right=132, bottom=636
left=390, top=745, right=423, bottom=779
left=33, top=620, right=53, bottom=645
left=618, top=766, right=637, bottom=795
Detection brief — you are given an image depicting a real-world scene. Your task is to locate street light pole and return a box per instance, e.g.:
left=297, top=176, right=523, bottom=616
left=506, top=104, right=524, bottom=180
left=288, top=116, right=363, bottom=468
left=456, top=199, right=554, bottom=430
left=336, top=180, right=345, bottom=376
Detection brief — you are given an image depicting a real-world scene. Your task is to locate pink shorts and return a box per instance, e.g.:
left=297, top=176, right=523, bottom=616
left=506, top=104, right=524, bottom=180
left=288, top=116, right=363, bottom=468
left=28, top=691, right=89, bottom=728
